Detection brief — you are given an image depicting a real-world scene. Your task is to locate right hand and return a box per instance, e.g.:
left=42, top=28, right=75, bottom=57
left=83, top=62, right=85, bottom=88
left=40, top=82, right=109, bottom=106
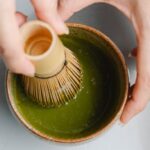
left=32, top=0, right=150, bottom=124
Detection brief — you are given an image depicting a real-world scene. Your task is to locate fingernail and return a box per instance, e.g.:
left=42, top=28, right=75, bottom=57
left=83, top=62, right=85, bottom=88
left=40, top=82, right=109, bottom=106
left=118, top=120, right=125, bottom=127
left=24, top=15, right=28, bottom=20
left=24, top=68, right=35, bottom=77
left=23, top=61, right=35, bottom=77
left=56, top=25, right=69, bottom=35
left=59, top=24, right=69, bottom=35
left=64, top=26, right=69, bottom=35
left=55, top=16, right=69, bottom=35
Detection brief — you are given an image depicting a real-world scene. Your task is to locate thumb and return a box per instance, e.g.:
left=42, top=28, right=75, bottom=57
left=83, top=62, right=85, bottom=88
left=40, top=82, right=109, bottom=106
left=121, top=32, right=150, bottom=123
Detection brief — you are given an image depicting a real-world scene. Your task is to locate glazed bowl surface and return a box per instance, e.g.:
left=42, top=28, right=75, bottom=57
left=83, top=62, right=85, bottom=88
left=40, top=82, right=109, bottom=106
left=6, top=23, right=128, bottom=143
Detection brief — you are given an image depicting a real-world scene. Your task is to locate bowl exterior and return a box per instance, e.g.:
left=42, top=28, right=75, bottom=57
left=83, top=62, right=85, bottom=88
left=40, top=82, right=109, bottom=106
left=6, top=23, right=129, bottom=143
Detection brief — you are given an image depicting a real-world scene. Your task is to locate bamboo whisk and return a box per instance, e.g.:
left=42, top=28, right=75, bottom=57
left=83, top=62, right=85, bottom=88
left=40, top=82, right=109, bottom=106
left=20, top=21, right=82, bottom=107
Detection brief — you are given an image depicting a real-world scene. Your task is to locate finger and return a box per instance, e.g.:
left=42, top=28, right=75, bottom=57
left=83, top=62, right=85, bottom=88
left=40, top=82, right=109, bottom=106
left=58, top=0, right=98, bottom=21
left=0, top=4, right=34, bottom=76
left=15, top=12, right=27, bottom=26
left=58, top=0, right=131, bottom=21
left=58, top=0, right=80, bottom=21
left=121, top=34, right=150, bottom=123
left=120, top=92, right=148, bottom=124
left=31, top=0, right=69, bottom=35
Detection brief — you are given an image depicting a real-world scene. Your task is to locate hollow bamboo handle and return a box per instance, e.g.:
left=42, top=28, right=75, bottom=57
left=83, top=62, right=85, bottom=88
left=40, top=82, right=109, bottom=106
left=20, top=20, right=66, bottom=78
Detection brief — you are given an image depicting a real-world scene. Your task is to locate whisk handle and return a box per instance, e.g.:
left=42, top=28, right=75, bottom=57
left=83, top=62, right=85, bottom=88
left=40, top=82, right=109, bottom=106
left=20, top=20, right=66, bottom=78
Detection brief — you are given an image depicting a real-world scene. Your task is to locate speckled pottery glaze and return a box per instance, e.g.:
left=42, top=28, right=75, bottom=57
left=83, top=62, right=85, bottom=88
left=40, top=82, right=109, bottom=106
left=6, top=23, right=128, bottom=143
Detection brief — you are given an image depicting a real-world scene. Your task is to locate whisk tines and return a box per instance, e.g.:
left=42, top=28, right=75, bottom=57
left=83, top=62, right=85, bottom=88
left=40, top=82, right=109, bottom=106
left=22, top=48, right=82, bottom=107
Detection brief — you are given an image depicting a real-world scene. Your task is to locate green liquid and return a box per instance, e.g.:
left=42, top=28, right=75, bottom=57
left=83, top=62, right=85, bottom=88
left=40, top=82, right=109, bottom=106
left=10, top=27, right=127, bottom=140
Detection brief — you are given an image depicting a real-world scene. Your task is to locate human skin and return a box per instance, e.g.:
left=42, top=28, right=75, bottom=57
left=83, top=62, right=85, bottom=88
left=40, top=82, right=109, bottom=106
left=0, top=0, right=150, bottom=123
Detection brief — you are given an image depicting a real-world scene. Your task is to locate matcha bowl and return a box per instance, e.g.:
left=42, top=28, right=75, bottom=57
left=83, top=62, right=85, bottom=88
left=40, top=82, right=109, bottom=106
left=6, top=23, right=128, bottom=143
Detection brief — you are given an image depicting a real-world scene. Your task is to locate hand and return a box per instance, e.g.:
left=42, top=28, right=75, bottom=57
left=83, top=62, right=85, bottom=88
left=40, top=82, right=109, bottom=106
left=0, top=0, right=35, bottom=76
left=1, top=0, right=150, bottom=123
left=31, top=0, right=150, bottom=123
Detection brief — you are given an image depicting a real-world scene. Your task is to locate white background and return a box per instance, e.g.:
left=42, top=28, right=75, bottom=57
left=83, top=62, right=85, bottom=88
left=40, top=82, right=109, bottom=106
left=0, top=1, right=150, bottom=150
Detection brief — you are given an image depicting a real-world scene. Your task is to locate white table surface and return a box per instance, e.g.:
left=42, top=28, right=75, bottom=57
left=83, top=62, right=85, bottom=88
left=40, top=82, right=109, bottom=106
left=1, top=1, right=150, bottom=150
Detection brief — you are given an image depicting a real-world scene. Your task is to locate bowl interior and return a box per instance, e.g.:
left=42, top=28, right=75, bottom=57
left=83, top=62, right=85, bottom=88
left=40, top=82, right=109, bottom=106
left=7, top=24, right=128, bottom=142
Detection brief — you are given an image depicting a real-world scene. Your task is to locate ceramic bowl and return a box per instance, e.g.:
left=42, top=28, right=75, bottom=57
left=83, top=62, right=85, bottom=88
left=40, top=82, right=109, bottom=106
left=6, top=23, right=128, bottom=143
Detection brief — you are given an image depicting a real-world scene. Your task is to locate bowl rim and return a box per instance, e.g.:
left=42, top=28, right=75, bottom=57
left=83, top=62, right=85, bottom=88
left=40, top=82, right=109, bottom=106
left=6, top=22, right=129, bottom=143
